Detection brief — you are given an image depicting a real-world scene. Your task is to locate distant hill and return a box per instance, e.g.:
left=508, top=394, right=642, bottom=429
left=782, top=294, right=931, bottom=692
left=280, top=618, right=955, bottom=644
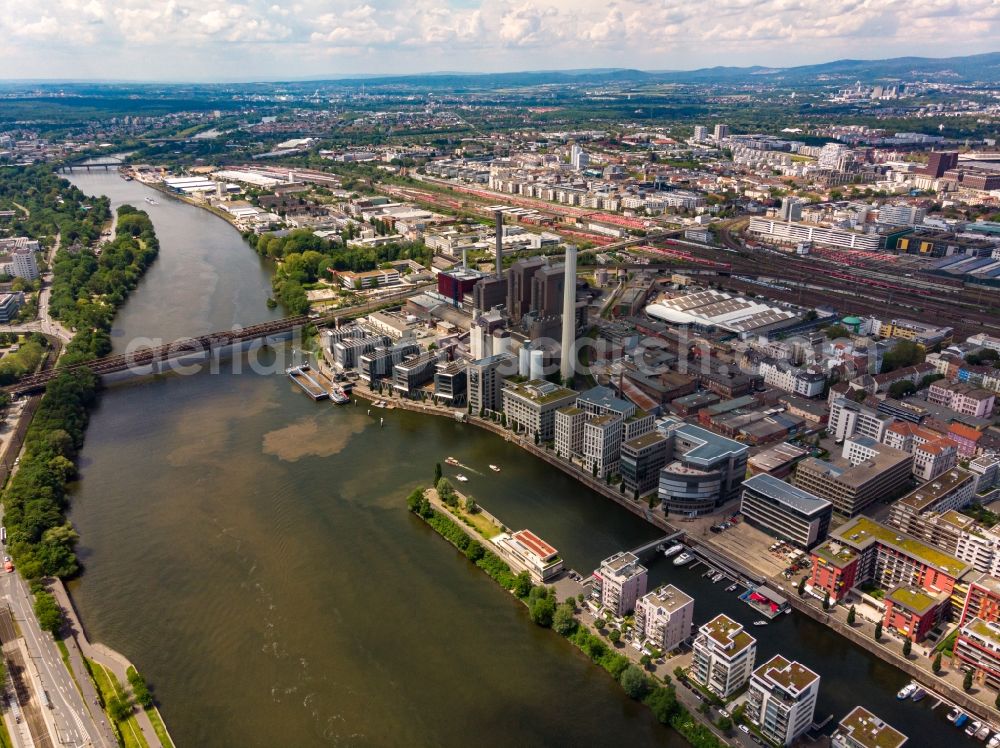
left=297, top=52, right=1000, bottom=89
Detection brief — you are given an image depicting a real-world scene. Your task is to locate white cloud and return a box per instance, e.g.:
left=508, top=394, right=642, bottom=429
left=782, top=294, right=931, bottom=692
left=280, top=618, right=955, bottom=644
left=0, top=0, right=996, bottom=79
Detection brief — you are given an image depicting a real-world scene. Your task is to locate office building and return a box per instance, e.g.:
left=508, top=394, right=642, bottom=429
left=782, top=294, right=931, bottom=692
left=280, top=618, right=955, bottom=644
left=635, top=585, right=694, bottom=653
left=467, top=353, right=514, bottom=415
left=592, top=552, right=648, bottom=616
left=491, top=529, right=563, bottom=583
left=691, top=614, right=757, bottom=699
left=392, top=351, right=439, bottom=396
left=793, top=441, right=911, bottom=516
left=657, top=421, right=749, bottom=516
left=829, top=398, right=892, bottom=443
left=554, top=406, right=586, bottom=459
left=713, top=124, right=730, bottom=141
left=433, top=360, right=467, bottom=406
left=582, top=414, right=623, bottom=479
left=740, top=474, right=833, bottom=549
left=887, top=468, right=976, bottom=534
left=334, top=334, right=391, bottom=369
left=620, top=431, right=669, bottom=497
left=0, top=292, right=24, bottom=323
left=501, top=379, right=578, bottom=441
left=358, top=340, right=420, bottom=384
left=746, top=655, right=820, bottom=746
left=832, top=706, right=907, bottom=748
left=878, top=204, right=926, bottom=227
left=919, top=151, right=958, bottom=178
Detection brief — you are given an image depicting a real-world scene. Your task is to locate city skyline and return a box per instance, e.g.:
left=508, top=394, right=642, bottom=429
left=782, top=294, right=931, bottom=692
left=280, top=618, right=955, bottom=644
left=1, top=0, right=999, bottom=81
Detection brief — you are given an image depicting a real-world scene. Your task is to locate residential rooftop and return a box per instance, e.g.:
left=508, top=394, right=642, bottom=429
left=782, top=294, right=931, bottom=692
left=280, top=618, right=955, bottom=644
left=699, top=613, right=756, bottom=656
left=752, top=654, right=819, bottom=694
left=505, top=379, right=577, bottom=406
left=895, top=468, right=974, bottom=513
left=837, top=706, right=908, bottom=748
left=832, top=516, right=969, bottom=578
left=886, top=585, right=941, bottom=615
left=811, top=540, right=859, bottom=568
left=641, top=584, right=693, bottom=615
left=600, top=551, right=647, bottom=581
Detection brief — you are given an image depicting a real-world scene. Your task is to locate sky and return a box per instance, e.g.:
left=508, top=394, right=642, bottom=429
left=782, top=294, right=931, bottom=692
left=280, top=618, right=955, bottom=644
left=0, top=0, right=998, bottom=82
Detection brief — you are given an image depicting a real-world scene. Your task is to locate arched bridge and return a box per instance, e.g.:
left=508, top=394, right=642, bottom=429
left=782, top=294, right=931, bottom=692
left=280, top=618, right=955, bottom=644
left=7, top=315, right=311, bottom=396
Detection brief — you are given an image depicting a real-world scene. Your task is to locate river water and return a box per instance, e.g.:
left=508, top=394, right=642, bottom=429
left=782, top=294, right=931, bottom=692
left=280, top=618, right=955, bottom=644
left=63, top=172, right=964, bottom=747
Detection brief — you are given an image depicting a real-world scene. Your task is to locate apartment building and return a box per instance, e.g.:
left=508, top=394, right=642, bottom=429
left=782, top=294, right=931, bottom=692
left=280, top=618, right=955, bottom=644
left=592, top=552, right=648, bottom=617
left=794, top=440, right=912, bottom=516
left=927, top=380, right=995, bottom=418
left=691, top=614, right=757, bottom=699
left=809, top=515, right=970, bottom=620
left=758, top=358, right=826, bottom=398
left=887, top=468, right=977, bottom=534
left=634, top=585, right=694, bottom=653
left=740, top=474, right=833, bottom=549
left=502, top=379, right=578, bottom=441
left=467, top=353, right=515, bottom=415
left=620, top=431, right=669, bottom=497
left=433, top=360, right=467, bottom=406
left=358, top=341, right=420, bottom=384
left=745, top=655, right=820, bottom=746
left=832, top=706, right=907, bottom=748
left=883, top=421, right=957, bottom=481
left=954, top=617, right=1000, bottom=690
left=748, top=217, right=890, bottom=251
left=392, top=351, right=439, bottom=396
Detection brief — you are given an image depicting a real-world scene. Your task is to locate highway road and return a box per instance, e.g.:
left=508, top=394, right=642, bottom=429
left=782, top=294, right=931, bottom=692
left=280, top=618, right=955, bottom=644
left=0, top=515, right=114, bottom=748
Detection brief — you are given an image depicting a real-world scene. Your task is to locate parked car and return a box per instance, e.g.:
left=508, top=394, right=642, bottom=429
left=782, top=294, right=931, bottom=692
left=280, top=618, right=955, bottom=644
left=739, top=724, right=751, bottom=734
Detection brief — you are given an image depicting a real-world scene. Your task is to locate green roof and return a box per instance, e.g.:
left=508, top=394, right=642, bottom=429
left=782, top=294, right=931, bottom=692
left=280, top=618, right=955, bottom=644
left=833, top=516, right=969, bottom=578
left=812, top=541, right=858, bottom=568
left=965, top=617, right=1000, bottom=646
left=838, top=706, right=907, bottom=748
left=886, top=586, right=938, bottom=615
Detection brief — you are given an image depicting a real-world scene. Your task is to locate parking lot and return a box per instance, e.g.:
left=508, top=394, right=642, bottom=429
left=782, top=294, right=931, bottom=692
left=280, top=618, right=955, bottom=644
left=697, top=520, right=790, bottom=579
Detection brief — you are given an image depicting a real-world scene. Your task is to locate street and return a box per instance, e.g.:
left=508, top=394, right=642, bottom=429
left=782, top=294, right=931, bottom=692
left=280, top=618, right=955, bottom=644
left=0, top=546, right=114, bottom=747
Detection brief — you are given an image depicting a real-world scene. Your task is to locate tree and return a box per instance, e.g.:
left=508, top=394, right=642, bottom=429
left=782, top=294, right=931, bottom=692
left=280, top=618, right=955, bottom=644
left=933, top=651, right=943, bottom=674
left=529, top=595, right=556, bottom=627
left=798, top=577, right=807, bottom=596
left=643, top=686, right=679, bottom=725
left=620, top=665, right=649, bottom=700
left=433, top=462, right=442, bottom=484
left=128, top=669, right=153, bottom=708
left=964, top=670, right=974, bottom=692
left=903, top=638, right=912, bottom=657
left=608, top=628, right=622, bottom=645
left=847, top=606, right=856, bottom=625
left=512, top=571, right=533, bottom=598
left=552, top=603, right=577, bottom=635
left=995, top=691, right=1000, bottom=711
left=822, top=591, right=830, bottom=610
left=108, top=695, right=133, bottom=722
left=639, top=654, right=652, bottom=669
left=874, top=621, right=883, bottom=641
left=33, top=591, right=62, bottom=635
left=888, top=380, right=916, bottom=399
left=717, top=716, right=733, bottom=732
left=436, top=478, right=457, bottom=506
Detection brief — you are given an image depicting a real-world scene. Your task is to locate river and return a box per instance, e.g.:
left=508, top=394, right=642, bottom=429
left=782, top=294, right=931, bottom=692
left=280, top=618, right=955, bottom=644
left=62, top=171, right=965, bottom=747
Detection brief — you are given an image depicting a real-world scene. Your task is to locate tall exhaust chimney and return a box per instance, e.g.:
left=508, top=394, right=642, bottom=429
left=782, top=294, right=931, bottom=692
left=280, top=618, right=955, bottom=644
left=560, top=247, right=578, bottom=383
left=494, top=210, right=504, bottom=278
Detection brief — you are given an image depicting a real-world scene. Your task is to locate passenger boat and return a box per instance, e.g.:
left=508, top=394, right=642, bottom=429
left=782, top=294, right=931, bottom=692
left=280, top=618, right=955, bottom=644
left=896, top=683, right=917, bottom=700
left=711, top=572, right=725, bottom=583
left=455, top=474, right=468, bottom=483
left=330, top=386, right=349, bottom=404
left=489, top=465, right=501, bottom=472
left=445, top=457, right=460, bottom=466
left=663, top=543, right=684, bottom=558
left=753, top=620, right=768, bottom=627
left=673, top=552, right=694, bottom=567
left=910, top=687, right=926, bottom=702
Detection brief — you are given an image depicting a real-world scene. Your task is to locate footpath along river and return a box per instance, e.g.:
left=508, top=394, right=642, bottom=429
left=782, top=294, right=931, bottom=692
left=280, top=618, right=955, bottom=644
left=63, top=170, right=965, bottom=747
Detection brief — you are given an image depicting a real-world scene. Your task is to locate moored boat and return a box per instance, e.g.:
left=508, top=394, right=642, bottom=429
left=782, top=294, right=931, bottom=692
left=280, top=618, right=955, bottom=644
left=896, top=683, right=917, bottom=700
left=663, top=543, right=684, bottom=558
left=910, top=687, right=926, bottom=702
left=673, top=552, right=694, bottom=567
left=753, top=619, right=768, bottom=627
left=489, top=464, right=500, bottom=472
